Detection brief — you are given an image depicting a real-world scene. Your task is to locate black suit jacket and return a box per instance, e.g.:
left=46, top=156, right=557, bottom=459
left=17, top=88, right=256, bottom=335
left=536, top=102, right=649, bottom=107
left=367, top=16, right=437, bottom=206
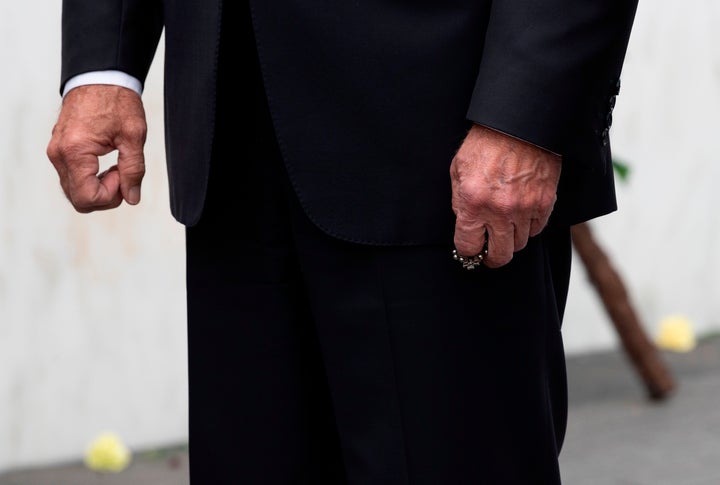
left=61, top=0, right=638, bottom=245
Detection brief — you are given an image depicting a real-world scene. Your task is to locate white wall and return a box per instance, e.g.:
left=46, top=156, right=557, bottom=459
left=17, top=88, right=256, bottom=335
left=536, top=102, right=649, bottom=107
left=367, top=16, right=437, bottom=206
left=563, top=0, right=720, bottom=354
left=0, top=2, right=187, bottom=473
left=1, top=0, right=719, bottom=473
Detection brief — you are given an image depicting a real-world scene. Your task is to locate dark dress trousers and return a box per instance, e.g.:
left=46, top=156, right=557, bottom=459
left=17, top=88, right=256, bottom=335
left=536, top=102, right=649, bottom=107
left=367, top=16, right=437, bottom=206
left=60, top=0, right=639, bottom=483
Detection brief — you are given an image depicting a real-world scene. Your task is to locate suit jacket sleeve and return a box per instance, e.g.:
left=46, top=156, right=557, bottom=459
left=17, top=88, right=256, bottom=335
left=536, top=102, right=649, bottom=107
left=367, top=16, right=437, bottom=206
left=467, top=0, right=639, bottom=160
left=60, top=0, right=164, bottom=95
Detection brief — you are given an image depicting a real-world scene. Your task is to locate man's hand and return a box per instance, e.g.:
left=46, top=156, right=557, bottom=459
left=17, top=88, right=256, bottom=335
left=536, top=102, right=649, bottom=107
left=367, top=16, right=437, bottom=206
left=450, top=124, right=561, bottom=268
left=46, top=85, right=148, bottom=213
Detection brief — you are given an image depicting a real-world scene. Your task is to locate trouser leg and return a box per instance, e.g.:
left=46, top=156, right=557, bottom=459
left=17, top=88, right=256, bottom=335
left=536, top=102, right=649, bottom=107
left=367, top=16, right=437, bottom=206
left=288, top=194, right=571, bottom=485
left=188, top=0, right=572, bottom=480
left=184, top=22, right=346, bottom=480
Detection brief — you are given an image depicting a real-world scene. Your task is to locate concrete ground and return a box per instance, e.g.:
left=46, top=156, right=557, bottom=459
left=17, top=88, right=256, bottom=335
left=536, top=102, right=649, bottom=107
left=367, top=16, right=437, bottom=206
left=561, top=333, right=720, bottom=485
left=2, top=335, right=719, bottom=485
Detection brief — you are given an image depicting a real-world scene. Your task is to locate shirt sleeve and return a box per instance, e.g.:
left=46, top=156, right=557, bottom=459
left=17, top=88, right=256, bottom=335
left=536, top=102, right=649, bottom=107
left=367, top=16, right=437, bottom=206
left=62, top=70, right=143, bottom=97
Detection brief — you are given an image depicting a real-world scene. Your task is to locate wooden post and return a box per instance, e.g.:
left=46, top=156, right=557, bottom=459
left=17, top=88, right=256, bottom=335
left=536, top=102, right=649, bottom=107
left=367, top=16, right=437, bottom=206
left=571, top=222, right=676, bottom=400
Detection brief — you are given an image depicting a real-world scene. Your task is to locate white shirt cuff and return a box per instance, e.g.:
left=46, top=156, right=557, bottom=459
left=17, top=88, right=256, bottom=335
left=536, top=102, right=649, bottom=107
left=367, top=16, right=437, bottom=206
left=62, top=71, right=143, bottom=97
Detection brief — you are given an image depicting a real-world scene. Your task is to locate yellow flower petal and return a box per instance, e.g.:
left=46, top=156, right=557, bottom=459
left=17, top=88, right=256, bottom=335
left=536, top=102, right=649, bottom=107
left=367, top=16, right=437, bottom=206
left=655, top=314, right=696, bottom=353
left=84, top=432, right=132, bottom=473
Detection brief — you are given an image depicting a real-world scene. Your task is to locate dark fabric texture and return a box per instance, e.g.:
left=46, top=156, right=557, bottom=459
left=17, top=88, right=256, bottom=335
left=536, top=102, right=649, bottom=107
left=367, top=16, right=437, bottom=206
left=184, top=67, right=347, bottom=483
left=60, top=0, right=638, bottom=243
left=57, top=1, right=637, bottom=483
left=183, top=31, right=572, bottom=482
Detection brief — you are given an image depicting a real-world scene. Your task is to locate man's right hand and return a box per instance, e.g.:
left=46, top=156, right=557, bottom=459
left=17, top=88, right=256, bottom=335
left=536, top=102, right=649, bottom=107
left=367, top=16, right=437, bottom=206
left=46, top=85, right=148, bottom=213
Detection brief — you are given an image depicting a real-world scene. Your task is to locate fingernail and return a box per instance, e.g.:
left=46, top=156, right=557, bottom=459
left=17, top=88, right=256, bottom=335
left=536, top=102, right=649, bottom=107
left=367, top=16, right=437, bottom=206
left=127, top=186, right=140, bottom=205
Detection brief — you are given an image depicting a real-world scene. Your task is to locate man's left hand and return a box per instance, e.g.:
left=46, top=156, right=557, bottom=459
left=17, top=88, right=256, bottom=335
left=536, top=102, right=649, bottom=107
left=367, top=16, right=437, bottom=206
left=450, top=124, right=561, bottom=268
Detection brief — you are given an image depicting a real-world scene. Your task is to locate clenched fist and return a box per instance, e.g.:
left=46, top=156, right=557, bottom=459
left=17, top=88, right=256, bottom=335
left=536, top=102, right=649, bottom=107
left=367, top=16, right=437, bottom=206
left=451, top=124, right=561, bottom=268
left=46, top=85, right=148, bottom=213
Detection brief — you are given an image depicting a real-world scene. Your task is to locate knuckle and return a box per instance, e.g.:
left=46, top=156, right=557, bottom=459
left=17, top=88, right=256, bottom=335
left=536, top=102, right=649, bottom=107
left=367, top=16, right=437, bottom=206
left=459, top=184, right=488, bottom=208
left=61, top=130, right=91, bottom=150
left=122, top=118, right=147, bottom=141
left=466, top=193, right=487, bottom=210
left=46, top=143, right=60, bottom=163
left=46, top=138, right=65, bottom=159
left=53, top=137, right=88, bottom=162
left=540, top=192, right=558, bottom=211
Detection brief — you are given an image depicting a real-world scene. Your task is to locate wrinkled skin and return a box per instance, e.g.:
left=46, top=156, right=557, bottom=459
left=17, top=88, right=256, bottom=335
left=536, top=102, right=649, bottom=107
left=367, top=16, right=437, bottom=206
left=48, top=86, right=561, bottom=269
left=451, top=124, right=562, bottom=268
left=47, top=85, right=147, bottom=213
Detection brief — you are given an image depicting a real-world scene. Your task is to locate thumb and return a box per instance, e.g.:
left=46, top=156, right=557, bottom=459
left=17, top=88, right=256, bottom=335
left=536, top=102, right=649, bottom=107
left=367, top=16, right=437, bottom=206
left=117, top=144, right=146, bottom=205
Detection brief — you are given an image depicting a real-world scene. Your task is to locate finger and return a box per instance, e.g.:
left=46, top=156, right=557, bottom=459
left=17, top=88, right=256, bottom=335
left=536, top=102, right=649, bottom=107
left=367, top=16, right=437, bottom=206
left=69, top=165, right=123, bottom=211
left=56, top=144, right=122, bottom=210
left=485, top=224, right=514, bottom=268
left=98, top=165, right=123, bottom=204
left=76, top=169, right=123, bottom=212
left=529, top=206, right=553, bottom=237
left=453, top=217, right=487, bottom=257
left=529, top=218, right=545, bottom=237
left=117, top=147, right=145, bottom=205
left=46, top=137, right=68, bottom=181
left=513, top=220, right=531, bottom=252
left=116, top=124, right=147, bottom=205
